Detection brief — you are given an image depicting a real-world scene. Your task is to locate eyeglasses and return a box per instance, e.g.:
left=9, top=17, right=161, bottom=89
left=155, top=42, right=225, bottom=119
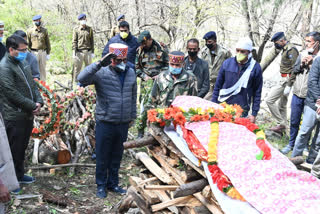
left=14, top=48, right=28, bottom=53
left=115, top=58, right=127, bottom=63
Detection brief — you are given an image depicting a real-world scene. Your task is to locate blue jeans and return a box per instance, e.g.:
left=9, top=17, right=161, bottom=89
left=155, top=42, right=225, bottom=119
left=289, top=95, right=305, bottom=147
left=291, top=106, right=320, bottom=163
left=95, top=120, right=129, bottom=188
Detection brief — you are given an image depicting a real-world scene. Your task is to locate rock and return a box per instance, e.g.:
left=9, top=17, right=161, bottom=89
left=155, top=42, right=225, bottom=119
left=265, top=130, right=283, bottom=141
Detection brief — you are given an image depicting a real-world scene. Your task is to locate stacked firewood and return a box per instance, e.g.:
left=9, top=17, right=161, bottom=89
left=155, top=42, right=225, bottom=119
left=118, top=124, right=224, bottom=214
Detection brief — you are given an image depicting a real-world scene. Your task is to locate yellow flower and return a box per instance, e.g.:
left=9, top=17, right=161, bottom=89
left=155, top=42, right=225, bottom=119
left=157, top=108, right=165, bottom=114
left=208, top=122, right=219, bottom=162
left=256, top=130, right=266, bottom=139
left=227, top=187, right=246, bottom=201
left=206, top=108, right=215, bottom=114
left=196, top=107, right=205, bottom=115
left=179, top=107, right=185, bottom=112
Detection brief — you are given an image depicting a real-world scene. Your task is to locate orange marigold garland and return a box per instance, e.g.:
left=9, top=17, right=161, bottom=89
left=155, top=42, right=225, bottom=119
left=32, top=79, right=63, bottom=139
left=147, top=102, right=271, bottom=202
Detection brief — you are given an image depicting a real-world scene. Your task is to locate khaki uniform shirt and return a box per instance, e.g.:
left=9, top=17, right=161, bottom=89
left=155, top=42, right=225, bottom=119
left=147, top=69, right=198, bottom=108
left=135, top=41, right=169, bottom=80
left=200, top=44, right=231, bottom=87
left=72, top=25, right=94, bottom=52
left=27, top=26, right=51, bottom=54
left=109, top=26, right=119, bottom=38
left=261, top=42, right=298, bottom=74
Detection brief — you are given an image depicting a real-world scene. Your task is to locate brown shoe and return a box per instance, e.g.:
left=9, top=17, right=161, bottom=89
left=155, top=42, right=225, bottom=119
left=269, top=125, right=286, bottom=134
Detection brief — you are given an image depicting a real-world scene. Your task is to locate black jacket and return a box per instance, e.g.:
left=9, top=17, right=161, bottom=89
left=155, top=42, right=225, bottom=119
left=306, top=57, right=320, bottom=111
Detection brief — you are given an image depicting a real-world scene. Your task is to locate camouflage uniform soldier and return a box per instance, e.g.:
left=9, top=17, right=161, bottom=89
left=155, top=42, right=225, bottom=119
left=136, top=30, right=169, bottom=138
left=262, top=32, right=299, bottom=134
left=147, top=51, right=198, bottom=109
left=200, top=31, right=231, bottom=100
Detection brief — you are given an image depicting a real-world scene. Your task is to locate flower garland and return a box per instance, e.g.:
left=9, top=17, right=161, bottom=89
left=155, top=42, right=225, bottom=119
left=32, top=80, right=63, bottom=139
left=147, top=103, right=271, bottom=201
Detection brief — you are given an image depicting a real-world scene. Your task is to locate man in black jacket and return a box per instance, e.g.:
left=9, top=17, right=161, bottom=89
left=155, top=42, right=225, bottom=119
left=0, top=21, right=6, bottom=61
left=0, top=35, right=43, bottom=185
left=184, top=38, right=209, bottom=98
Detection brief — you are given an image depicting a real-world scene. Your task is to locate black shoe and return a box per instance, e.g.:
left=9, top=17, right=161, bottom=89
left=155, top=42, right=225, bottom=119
left=107, top=186, right=126, bottom=195
left=19, top=175, right=35, bottom=184
left=96, top=186, right=107, bottom=198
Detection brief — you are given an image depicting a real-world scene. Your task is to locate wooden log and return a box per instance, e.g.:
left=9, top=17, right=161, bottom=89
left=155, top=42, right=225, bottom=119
left=40, top=190, right=69, bottom=207
left=173, top=179, right=209, bottom=198
left=151, top=195, right=194, bottom=212
left=193, top=193, right=223, bottom=214
left=127, top=186, right=152, bottom=214
left=124, top=135, right=157, bottom=149
left=289, top=156, right=305, bottom=165
left=298, top=162, right=312, bottom=172
left=201, top=185, right=212, bottom=199
left=118, top=194, right=135, bottom=213
left=27, top=163, right=96, bottom=170
left=181, top=167, right=203, bottom=182
left=135, top=152, right=175, bottom=184
left=129, top=176, right=160, bottom=204
left=144, top=185, right=179, bottom=191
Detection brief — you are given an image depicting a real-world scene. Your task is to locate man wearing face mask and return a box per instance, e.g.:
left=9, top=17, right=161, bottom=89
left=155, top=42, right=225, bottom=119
left=212, top=37, right=263, bottom=123
left=0, top=35, right=43, bottom=186
left=78, top=43, right=137, bottom=198
left=0, top=21, right=5, bottom=61
left=200, top=31, right=232, bottom=100
left=135, top=30, right=169, bottom=138
left=102, top=21, right=139, bottom=67
left=264, top=32, right=298, bottom=134
left=147, top=51, right=198, bottom=109
left=27, top=15, right=51, bottom=81
left=280, top=32, right=320, bottom=155
left=184, top=38, right=209, bottom=98
left=72, top=13, right=95, bottom=83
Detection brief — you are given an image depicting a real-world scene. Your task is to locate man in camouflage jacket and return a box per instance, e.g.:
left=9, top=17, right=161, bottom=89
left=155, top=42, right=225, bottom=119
left=147, top=51, right=197, bottom=109
left=135, top=30, right=168, bottom=138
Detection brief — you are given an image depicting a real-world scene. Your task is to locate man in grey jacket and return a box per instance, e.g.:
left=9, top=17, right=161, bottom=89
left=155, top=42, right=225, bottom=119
left=291, top=36, right=320, bottom=164
left=281, top=32, right=320, bottom=154
left=78, top=43, right=137, bottom=198
left=184, top=38, right=209, bottom=98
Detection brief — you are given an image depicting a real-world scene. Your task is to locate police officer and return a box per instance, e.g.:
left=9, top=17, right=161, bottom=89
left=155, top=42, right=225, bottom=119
left=27, top=15, right=51, bottom=81
left=109, top=14, right=125, bottom=39
left=72, top=13, right=95, bottom=83
left=147, top=51, right=198, bottom=109
left=135, top=30, right=168, bottom=138
left=263, top=32, right=298, bottom=134
left=200, top=31, right=231, bottom=100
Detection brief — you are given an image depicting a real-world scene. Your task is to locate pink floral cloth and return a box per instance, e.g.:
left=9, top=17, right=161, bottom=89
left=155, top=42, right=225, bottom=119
left=172, top=95, right=222, bottom=111
left=173, top=96, right=320, bottom=214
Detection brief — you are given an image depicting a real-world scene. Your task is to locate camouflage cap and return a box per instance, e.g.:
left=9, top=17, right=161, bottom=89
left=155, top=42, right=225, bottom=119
left=138, top=30, right=151, bottom=43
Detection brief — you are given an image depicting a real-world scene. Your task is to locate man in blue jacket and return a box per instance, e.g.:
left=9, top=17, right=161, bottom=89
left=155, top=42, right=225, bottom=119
left=212, top=37, right=263, bottom=123
left=102, top=21, right=139, bottom=68
left=78, top=43, right=137, bottom=198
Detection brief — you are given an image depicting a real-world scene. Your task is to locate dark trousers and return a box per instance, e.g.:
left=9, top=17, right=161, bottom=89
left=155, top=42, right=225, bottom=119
left=95, top=120, right=129, bottom=189
left=4, top=119, right=33, bottom=180
left=289, top=95, right=305, bottom=147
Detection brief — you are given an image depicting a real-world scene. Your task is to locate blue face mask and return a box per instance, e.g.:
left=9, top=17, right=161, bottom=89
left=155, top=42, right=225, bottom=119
left=115, top=62, right=126, bottom=71
left=169, top=66, right=182, bottom=75
left=0, top=37, right=3, bottom=43
left=15, top=52, right=27, bottom=62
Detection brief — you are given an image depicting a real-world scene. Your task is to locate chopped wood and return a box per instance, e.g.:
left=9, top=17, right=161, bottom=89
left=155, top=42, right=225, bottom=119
left=124, top=135, right=157, bottom=149
left=193, top=193, right=223, bottom=214
left=298, top=162, right=312, bottom=172
left=151, top=195, right=194, bottom=212
left=127, top=186, right=152, bottom=214
left=201, top=185, right=212, bottom=199
left=57, top=150, right=71, bottom=164
left=138, top=177, right=158, bottom=186
left=289, top=156, right=304, bottom=165
left=40, top=190, right=69, bottom=207
left=27, top=163, right=96, bottom=170
left=153, top=190, right=179, bottom=214
left=129, top=176, right=160, bottom=204
left=181, top=167, right=202, bottom=182
left=144, top=185, right=179, bottom=191
left=118, top=194, right=135, bottom=213
left=173, top=178, right=208, bottom=198
left=135, top=152, right=175, bottom=184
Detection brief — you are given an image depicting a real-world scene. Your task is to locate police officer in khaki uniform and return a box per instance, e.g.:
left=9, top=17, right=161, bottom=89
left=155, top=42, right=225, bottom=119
left=135, top=30, right=168, bottom=138
left=262, top=32, right=299, bottom=133
left=200, top=31, right=232, bottom=100
left=72, top=13, right=94, bottom=82
left=27, top=15, right=51, bottom=81
left=109, top=14, right=125, bottom=39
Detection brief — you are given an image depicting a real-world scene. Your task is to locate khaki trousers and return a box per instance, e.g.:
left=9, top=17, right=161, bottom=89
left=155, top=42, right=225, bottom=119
left=32, top=50, right=47, bottom=81
left=204, top=84, right=214, bottom=101
left=266, top=76, right=289, bottom=126
left=73, top=50, right=92, bottom=82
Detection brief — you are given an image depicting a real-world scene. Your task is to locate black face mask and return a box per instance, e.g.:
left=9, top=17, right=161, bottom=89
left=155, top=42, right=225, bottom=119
left=188, top=51, right=198, bottom=58
left=206, top=43, right=214, bottom=50
left=34, top=21, right=41, bottom=27
left=274, top=43, right=283, bottom=50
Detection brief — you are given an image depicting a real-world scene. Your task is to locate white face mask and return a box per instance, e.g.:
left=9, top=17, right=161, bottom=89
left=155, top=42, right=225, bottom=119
left=80, top=20, right=86, bottom=25
left=307, top=42, right=319, bottom=55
